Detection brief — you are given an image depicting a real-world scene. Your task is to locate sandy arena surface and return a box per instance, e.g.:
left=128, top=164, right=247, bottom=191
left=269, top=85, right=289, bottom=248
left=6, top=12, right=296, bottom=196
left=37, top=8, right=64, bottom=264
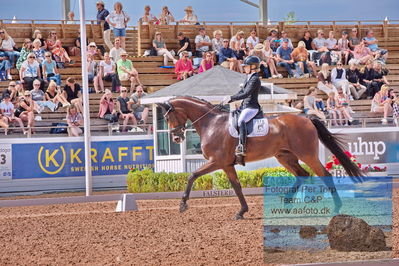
left=0, top=189, right=397, bottom=265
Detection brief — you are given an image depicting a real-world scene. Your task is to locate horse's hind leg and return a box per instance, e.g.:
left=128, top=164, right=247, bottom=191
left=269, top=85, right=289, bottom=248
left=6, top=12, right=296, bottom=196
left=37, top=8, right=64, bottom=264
left=299, top=154, right=342, bottom=214
left=223, top=165, right=248, bottom=220
left=180, top=161, right=219, bottom=213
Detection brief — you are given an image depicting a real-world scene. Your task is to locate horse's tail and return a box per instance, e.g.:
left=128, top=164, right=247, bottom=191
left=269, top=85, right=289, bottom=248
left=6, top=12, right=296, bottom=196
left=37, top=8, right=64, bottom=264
left=310, top=118, right=364, bottom=182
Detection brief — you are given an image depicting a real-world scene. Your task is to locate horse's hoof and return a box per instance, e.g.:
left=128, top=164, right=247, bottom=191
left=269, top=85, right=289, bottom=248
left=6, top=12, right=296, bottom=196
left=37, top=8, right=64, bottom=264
left=234, top=214, right=244, bottom=220
left=179, top=202, right=188, bottom=213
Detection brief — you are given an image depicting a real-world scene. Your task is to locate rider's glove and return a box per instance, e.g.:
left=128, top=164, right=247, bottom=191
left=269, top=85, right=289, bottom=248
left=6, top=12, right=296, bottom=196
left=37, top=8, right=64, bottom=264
left=222, top=96, right=231, bottom=105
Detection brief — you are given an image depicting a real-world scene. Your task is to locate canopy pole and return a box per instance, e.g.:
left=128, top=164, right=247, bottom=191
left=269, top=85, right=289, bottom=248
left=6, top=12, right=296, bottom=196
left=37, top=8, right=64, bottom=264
left=78, top=0, right=93, bottom=196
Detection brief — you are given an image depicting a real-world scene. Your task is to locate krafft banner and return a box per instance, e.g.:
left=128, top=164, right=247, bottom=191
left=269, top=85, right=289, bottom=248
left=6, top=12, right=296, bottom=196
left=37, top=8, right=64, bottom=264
left=5, top=139, right=154, bottom=179
left=325, top=129, right=399, bottom=165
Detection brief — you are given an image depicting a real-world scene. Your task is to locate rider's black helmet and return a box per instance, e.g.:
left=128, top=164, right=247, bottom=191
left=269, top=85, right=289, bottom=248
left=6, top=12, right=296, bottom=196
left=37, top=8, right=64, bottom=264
left=242, top=56, right=261, bottom=67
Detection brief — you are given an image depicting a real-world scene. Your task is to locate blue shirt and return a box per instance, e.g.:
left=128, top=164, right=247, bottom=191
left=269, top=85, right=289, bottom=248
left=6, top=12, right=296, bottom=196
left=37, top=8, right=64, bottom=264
left=363, top=37, right=378, bottom=51
left=276, top=46, right=293, bottom=61
left=97, top=8, right=110, bottom=31
left=218, top=47, right=236, bottom=64
left=43, top=60, right=56, bottom=75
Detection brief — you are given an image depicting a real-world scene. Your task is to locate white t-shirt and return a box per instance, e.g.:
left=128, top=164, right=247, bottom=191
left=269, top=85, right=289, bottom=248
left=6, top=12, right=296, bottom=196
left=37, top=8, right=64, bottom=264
left=100, top=60, right=115, bottom=76
left=246, top=36, right=259, bottom=48
left=21, top=60, right=40, bottom=77
left=181, top=14, right=198, bottom=25
left=1, top=37, right=15, bottom=51
left=230, top=36, right=245, bottom=50
left=109, top=47, right=125, bottom=63
left=106, top=11, right=130, bottom=29
left=326, top=38, right=337, bottom=49
left=313, top=38, right=327, bottom=49
left=195, top=35, right=211, bottom=52
left=0, top=101, right=14, bottom=116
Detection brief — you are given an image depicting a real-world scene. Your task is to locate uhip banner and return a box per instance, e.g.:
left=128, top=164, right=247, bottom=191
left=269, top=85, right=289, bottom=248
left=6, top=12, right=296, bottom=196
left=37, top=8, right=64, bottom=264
left=0, top=139, right=154, bottom=179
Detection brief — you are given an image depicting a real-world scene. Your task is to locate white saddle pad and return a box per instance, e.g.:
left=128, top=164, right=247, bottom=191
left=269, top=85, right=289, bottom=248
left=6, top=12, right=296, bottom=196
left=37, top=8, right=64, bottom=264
left=228, top=116, right=269, bottom=138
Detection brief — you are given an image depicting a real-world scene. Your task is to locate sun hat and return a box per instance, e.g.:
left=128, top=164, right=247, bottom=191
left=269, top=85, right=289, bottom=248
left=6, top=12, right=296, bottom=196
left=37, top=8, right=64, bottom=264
left=184, top=6, right=193, bottom=12
left=254, top=43, right=264, bottom=51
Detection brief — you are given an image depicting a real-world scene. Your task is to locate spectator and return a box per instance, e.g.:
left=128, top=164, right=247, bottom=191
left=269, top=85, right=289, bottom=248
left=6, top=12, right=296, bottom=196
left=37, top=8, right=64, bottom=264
left=291, top=41, right=317, bottom=77
left=300, top=31, right=314, bottom=51
left=67, top=11, right=75, bottom=24
left=63, top=77, right=83, bottom=114
left=326, top=92, right=342, bottom=126
left=195, top=28, right=211, bottom=58
left=117, top=51, right=141, bottom=93
left=116, top=87, right=140, bottom=132
left=371, top=85, right=392, bottom=124
left=45, top=80, right=70, bottom=108
left=31, top=29, right=47, bottom=49
left=66, top=104, right=83, bottom=136
left=95, top=52, right=120, bottom=93
left=361, top=59, right=376, bottom=99
left=31, top=79, right=57, bottom=116
left=370, top=61, right=389, bottom=97
left=109, top=37, right=125, bottom=63
left=0, top=52, right=12, bottom=80
left=279, top=31, right=293, bottom=49
left=177, top=32, right=192, bottom=58
left=198, top=52, right=214, bottom=74
left=106, top=2, right=130, bottom=50
left=52, top=39, right=73, bottom=68
left=312, top=30, right=330, bottom=65
left=266, top=29, right=280, bottom=52
left=276, top=39, right=302, bottom=78
left=0, top=113, right=8, bottom=132
left=336, top=87, right=354, bottom=125
left=140, top=5, right=157, bottom=25
left=317, top=63, right=337, bottom=95
left=87, top=53, right=97, bottom=84
left=1, top=81, right=19, bottom=103
left=14, top=90, right=35, bottom=133
left=130, top=85, right=149, bottom=125
left=346, top=61, right=366, bottom=99
left=211, top=30, right=224, bottom=55
left=262, top=41, right=282, bottom=78
left=250, top=44, right=270, bottom=78
left=338, top=31, right=351, bottom=65
left=303, top=87, right=326, bottom=121
left=32, top=39, right=46, bottom=65
left=219, top=39, right=241, bottom=72
left=0, top=94, right=25, bottom=135
left=87, top=42, right=102, bottom=58
left=19, top=53, right=45, bottom=91
left=326, top=31, right=338, bottom=51
left=68, top=31, right=87, bottom=56
left=16, top=39, right=33, bottom=70
left=353, top=40, right=373, bottom=64
left=46, top=31, right=58, bottom=51
left=96, top=1, right=112, bottom=51
left=363, top=30, right=388, bottom=62
left=158, top=6, right=174, bottom=25
left=390, top=90, right=398, bottom=126
left=349, top=28, right=360, bottom=50
left=0, top=29, right=20, bottom=67
left=42, top=51, right=61, bottom=85
left=180, top=6, right=198, bottom=25
left=331, top=62, right=350, bottom=96
left=230, top=31, right=246, bottom=60
left=175, top=51, right=194, bottom=80
left=153, top=32, right=177, bottom=66
left=98, top=89, right=119, bottom=124
left=246, top=29, right=259, bottom=51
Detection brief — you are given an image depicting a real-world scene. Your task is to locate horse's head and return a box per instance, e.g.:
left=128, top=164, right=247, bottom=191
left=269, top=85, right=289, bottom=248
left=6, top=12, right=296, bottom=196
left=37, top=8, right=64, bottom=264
left=158, top=101, right=188, bottom=144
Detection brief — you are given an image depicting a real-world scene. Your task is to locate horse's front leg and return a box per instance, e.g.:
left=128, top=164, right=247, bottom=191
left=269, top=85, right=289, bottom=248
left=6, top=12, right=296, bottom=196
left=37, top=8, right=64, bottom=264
left=224, top=165, right=248, bottom=220
left=180, top=161, right=219, bottom=213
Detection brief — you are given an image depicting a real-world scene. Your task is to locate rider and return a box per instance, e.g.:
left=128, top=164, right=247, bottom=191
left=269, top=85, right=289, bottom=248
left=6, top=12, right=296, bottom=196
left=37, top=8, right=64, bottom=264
left=222, top=56, right=261, bottom=165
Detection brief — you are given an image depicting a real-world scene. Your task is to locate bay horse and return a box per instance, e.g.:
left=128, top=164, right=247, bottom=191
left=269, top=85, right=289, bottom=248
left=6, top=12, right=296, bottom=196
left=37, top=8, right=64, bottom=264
left=158, top=96, right=363, bottom=219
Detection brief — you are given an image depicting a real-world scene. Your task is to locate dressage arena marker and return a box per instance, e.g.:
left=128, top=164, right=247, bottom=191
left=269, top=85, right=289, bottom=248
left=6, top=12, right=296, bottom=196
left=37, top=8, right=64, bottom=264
left=115, top=194, right=138, bottom=212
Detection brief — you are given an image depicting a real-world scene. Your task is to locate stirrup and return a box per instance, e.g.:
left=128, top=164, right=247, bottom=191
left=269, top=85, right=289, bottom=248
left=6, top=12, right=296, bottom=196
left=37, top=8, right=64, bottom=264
left=235, top=144, right=246, bottom=156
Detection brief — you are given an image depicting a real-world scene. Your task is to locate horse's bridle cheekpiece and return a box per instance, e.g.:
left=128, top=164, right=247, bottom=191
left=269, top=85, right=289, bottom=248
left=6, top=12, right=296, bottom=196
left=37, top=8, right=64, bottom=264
left=159, top=101, right=186, bottom=138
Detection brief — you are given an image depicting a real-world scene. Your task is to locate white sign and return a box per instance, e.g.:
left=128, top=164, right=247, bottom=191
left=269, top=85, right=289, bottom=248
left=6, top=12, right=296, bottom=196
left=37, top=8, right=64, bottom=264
left=0, top=144, right=12, bottom=180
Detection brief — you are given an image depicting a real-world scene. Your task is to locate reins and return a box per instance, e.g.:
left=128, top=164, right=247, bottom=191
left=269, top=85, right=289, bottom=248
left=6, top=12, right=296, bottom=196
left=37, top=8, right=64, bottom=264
left=190, top=104, right=221, bottom=126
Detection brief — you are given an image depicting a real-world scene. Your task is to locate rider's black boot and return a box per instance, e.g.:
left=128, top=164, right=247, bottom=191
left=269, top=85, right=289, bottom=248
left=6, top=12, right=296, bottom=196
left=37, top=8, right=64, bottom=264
left=235, top=121, right=247, bottom=166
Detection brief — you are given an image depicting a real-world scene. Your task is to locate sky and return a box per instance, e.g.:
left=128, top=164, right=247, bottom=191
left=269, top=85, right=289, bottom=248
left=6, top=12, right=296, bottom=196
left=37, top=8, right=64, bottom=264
left=0, top=0, right=398, bottom=24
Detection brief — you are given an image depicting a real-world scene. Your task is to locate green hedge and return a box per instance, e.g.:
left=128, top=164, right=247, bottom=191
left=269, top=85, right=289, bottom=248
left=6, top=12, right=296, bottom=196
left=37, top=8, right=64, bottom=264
left=127, top=166, right=315, bottom=193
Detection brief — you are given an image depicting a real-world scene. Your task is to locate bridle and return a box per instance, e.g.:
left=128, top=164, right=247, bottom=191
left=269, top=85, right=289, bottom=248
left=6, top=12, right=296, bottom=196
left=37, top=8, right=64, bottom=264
left=162, top=101, right=219, bottom=138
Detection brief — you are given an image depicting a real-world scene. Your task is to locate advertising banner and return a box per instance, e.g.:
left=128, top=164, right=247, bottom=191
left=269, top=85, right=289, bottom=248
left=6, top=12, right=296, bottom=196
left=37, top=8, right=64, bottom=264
left=10, top=139, right=154, bottom=179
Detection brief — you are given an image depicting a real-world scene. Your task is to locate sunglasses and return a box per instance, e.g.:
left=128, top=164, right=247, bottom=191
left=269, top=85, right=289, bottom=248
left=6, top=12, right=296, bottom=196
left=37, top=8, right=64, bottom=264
left=29, top=56, right=36, bottom=59
left=51, top=33, right=57, bottom=35
left=0, top=32, right=4, bottom=34
left=25, top=95, right=31, bottom=97
left=34, top=84, right=40, bottom=86
left=89, top=45, right=96, bottom=47
left=121, top=90, right=127, bottom=92
left=137, top=91, right=143, bottom=93
left=45, top=55, right=51, bottom=57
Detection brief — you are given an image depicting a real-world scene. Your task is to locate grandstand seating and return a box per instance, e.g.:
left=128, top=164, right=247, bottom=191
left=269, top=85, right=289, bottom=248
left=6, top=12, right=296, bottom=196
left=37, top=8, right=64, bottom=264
left=0, top=20, right=398, bottom=137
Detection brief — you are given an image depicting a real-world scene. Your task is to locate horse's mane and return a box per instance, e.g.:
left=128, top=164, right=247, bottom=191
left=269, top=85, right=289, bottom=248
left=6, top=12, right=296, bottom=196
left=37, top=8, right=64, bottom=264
left=170, top=96, right=229, bottom=112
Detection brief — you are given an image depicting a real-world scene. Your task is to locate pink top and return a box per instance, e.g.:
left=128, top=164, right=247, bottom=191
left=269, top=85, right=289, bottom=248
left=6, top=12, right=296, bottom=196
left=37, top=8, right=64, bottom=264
left=175, top=59, right=194, bottom=80
left=354, top=46, right=371, bottom=59
left=98, top=95, right=115, bottom=118
left=198, top=60, right=213, bottom=73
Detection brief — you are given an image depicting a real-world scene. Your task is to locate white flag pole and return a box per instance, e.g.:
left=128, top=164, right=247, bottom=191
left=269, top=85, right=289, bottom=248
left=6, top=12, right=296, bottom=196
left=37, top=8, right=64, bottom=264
left=78, top=0, right=93, bottom=196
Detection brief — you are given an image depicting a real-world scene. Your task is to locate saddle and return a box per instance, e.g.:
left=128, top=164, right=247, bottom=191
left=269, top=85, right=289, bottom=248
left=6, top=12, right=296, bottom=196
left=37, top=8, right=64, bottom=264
left=228, top=109, right=269, bottom=138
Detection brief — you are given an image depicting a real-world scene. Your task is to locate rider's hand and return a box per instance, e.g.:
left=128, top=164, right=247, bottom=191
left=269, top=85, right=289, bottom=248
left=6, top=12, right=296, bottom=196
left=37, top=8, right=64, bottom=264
left=222, top=96, right=231, bottom=105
